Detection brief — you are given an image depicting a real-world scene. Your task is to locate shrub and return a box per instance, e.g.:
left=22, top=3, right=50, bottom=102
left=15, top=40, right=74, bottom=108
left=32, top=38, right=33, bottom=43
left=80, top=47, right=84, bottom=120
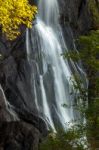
left=0, top=0, right=37, bottom=40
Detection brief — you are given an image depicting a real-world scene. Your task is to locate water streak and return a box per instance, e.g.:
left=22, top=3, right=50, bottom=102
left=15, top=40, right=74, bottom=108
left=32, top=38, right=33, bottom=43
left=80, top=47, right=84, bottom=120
left=0, top=84, right=19, bottom=121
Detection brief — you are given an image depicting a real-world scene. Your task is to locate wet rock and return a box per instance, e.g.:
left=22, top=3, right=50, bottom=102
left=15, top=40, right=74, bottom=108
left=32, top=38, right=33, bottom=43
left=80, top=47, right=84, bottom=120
left=0, top=83, right=47, bottom=149
left=0, top=26, right=47, bottom=149
left=0, top=122, right=40, bottom=150
left=0, top=85, right=14, bottom=122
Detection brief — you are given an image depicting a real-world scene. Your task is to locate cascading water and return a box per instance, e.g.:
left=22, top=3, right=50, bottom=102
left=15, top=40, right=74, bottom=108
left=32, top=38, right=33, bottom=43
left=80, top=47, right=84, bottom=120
left=26, top=0, right=87, bottom=131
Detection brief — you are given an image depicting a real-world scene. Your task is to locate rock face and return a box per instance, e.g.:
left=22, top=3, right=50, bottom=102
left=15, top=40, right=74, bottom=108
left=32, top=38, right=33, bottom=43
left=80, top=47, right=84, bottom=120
left=0, top=33, right=47, bottom=149
left=0, top=83, right=42, bottom=150
left=0, top=122, right=40, bottom=150
left=0, top=85, right=14, bottom=122
left=0, top=0, right=93, bottom=149
left=59, top=0, right=92, bottom=36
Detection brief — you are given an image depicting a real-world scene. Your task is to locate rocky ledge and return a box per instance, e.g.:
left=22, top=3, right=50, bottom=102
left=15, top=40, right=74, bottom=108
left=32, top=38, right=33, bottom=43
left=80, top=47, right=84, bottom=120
left=0, top=83, right=47, bottom=150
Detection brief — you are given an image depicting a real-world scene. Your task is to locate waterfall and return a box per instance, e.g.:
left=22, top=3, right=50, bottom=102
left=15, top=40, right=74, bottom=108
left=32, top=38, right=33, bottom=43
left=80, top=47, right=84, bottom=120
left=26, top=0, right=87, bottom=131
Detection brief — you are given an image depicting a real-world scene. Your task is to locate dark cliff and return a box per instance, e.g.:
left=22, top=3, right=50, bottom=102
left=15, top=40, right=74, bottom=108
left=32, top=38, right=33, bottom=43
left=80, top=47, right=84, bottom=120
left=0, top=0, right=94, bottom=149
left=59, top=0, right=93, bottom=35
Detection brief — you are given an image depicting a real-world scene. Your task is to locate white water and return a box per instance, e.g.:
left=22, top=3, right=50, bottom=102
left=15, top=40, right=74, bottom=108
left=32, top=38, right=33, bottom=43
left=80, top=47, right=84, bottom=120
left=0, top=84, right=19, bottom=121
left=34, top=78, right=39, bottom=110
left=40, top=75, right=56, bottom=131
left=26, top=0, right=87, bottom=131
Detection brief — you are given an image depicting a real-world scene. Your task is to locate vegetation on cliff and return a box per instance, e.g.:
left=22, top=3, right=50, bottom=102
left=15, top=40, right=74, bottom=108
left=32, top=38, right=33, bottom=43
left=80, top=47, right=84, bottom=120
left=88, top=0, right=99, bottom=29
left=0, top=0, right=37, bottom=40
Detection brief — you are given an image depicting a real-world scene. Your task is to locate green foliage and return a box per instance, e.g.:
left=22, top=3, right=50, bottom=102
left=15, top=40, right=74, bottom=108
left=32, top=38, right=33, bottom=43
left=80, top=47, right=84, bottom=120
left=85, top=98, right=99, bottom=149
left=64, top=30, right=99, bottom=72
left=70, top=74, right=88, bottom=103
left=78, top=30, right=99, bottom=72
left=88, top=0, right=99, bottom=29
left=39, top=125, right=88, bottom=150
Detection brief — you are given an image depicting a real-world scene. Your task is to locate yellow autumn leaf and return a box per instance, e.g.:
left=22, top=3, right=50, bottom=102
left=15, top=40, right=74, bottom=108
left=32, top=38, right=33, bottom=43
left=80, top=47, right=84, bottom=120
left=0, top=0, right=37, bottom=40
